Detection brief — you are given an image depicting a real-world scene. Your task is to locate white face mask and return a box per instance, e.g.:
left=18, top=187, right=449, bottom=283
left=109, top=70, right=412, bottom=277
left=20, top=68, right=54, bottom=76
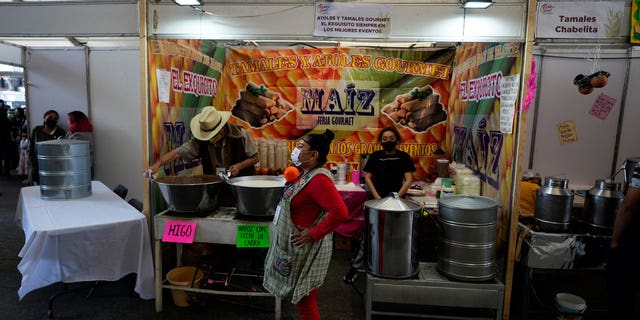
left=290, top=148, right=303, bottom=167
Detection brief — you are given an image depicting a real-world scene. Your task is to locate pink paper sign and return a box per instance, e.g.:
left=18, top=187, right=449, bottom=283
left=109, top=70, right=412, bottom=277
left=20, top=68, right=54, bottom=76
left=162, top=220, right=197, bottom=243
left=588, top=93, right=616, bottom=120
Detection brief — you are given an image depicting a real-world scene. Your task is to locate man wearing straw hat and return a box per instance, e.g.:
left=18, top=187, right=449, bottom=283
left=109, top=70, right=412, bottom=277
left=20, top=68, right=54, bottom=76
left=144, top=105, right=259, bottom=179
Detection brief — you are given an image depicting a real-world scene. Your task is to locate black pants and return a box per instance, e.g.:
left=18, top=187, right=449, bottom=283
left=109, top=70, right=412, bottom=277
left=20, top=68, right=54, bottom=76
left=607, top=246, right=640, bottom=319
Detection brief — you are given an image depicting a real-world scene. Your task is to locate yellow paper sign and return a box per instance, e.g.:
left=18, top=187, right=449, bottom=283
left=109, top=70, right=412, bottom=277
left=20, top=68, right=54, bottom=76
left=557, top=120, right=578, bottom=145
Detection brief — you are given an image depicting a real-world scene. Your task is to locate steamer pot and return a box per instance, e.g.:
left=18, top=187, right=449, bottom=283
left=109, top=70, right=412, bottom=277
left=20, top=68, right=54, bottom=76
left=365, top=193, right=421, bottom=279
left=226, top=175, right=286, bottom=217
left=154, top=175, right=223, bottom=212
left=436, top=195, right=498, bottom=282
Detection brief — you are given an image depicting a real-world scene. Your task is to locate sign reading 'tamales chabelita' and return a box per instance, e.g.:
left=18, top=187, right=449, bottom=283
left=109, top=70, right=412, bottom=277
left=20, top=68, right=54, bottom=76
left=535, top=1, right=625, bottom=39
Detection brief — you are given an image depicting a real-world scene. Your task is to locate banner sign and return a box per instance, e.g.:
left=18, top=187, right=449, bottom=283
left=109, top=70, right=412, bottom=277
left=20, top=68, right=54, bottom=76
left=148, top=39, right=225, bottom=171
left=536, top=2, right=625, bottom=38
left=149, top=41, right=455, bottom=181
left=215, top=47, right=455, bottom=181
left=632, top=0, right=640, bottom=43
left=447, top=42, right=523, bottom=279
left=314, top=2, right=392, bottom=38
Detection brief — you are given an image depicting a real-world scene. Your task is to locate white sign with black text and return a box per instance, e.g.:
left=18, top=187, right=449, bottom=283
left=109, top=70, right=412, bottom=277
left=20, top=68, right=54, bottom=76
left=313, top=2, right=392, bottom=39
left=536, top=1, right=625, bottom=39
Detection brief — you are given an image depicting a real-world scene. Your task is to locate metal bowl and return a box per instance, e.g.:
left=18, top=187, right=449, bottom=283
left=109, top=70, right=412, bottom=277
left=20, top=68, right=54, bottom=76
left=226, top=175, right=286, bottom=216
left=154, top=175, right=223, bottom=212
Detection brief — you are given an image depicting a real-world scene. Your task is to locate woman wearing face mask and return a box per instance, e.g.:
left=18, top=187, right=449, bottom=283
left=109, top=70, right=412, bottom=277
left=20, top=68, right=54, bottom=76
left=28, top=110, right=66, bottom=184
left=343, top=125, right=416, bottom=284
left=66, top=111, right=95, bottom=179
left=263, top=129, right=348, bottom=320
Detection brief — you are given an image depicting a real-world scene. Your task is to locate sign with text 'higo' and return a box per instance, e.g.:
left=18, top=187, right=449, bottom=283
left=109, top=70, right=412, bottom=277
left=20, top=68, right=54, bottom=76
left=162, top=221, right=197, bottom=244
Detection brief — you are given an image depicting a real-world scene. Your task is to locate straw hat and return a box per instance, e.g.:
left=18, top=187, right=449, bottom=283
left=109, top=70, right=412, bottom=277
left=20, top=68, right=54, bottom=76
left=190, top=106, right=231, bottom=141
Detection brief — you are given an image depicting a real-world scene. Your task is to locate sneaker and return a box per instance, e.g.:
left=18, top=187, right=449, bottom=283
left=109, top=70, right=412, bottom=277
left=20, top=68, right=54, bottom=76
left=343, top=267, right=358, bottom=284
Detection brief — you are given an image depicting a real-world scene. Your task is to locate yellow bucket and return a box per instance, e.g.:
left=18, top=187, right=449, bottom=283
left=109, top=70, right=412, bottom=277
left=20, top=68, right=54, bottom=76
left=166, top=266, right=203, bottom=307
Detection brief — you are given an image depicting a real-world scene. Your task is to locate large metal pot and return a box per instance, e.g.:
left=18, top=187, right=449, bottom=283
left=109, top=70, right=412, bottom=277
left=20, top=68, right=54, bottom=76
left=583, top=179, right=623, bottom=229
left=365, top=193, right=421, bottom=279
left=154, top=175, right=223, bottom=212
left=37, top=139, right=92, bottom=200
left=534, top=177, right=573, bottom=232
left=226, top=175, right=285, bottom=217
left=437, top=195, right=498, bottom=282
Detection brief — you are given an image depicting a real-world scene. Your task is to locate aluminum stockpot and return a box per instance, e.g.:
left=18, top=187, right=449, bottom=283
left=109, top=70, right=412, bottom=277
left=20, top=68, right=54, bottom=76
left=437, top=195, right=498, bottom=282
left=154, top=175, right=223, bottom=212
left=226, top=175, right=286, bottom=217
left=365, top=193, right=422, bottom=279
left=37, top=139, right=92, bottom=200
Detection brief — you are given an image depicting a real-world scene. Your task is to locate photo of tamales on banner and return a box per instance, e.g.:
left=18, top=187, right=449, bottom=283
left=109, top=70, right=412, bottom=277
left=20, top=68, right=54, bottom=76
left=215, top=46, right=455, bottom=180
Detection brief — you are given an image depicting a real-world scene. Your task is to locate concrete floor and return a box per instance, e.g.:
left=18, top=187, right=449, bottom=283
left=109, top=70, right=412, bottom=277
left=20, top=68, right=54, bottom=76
left=0, top=174, right=365, bottom=320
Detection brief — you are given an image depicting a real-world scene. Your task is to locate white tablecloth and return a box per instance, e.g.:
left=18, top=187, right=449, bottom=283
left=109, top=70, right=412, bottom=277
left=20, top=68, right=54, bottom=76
left=16, top=181, right=155, bottom=300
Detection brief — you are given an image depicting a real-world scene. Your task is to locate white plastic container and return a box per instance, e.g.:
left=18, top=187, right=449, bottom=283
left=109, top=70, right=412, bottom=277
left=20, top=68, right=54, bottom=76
left=455, top=167, right=481, bottom=196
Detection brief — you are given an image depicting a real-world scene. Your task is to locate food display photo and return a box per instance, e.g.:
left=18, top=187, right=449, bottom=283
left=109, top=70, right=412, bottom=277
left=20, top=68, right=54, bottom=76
left=381, top=85, right=447, bottom=132
left=232, top=82, right=295, bottom=127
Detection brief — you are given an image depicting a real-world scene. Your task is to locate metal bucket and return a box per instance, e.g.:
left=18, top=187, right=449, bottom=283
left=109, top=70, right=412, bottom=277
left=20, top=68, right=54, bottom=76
left=365, top=193, right=421, bottom=279
left=437, top=195, right=498, bottom=282
left=534, top=177, right=573, bottom=232
left=226, top=175, right=286, bottom=217
left=37, top=139, right=92, bottom=200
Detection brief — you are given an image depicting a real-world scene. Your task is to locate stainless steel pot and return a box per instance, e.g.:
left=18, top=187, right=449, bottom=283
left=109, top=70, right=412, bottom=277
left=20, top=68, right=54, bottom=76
left=583, top=179, right=623, bottom=229
left=437, top=195, right=498, bottom=282
left=365, top=193, right=421, bottom=279
left=226, top=175, right=285, bottom=217
left=534, top=177, right=573, bottom=232
left=154, top=175, right=223, bottom=212
left=37, top=139, right=92, bottom=200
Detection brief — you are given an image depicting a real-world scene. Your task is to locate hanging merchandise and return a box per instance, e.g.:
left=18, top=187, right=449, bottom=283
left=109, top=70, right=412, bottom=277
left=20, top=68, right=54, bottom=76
left=572, top=45, right=610, bottom=95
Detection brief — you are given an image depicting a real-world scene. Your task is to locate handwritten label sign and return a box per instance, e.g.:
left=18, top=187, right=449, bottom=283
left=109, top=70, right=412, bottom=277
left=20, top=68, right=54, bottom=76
left=236, top=224, right=270, bottom=248
left=588, top=93, right=616, bottom=120
left=557, top=120, right=578, bottom=145
left=162, top=221, right=197, bottom=244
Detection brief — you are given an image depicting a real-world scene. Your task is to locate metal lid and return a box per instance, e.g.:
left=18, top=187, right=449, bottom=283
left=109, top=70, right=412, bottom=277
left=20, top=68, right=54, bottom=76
left=364, top=192, right=421, bottom=212
left=595, top=178, right=621, bottom=191
left=37, top=139, right=89, bottom=146
left=544, top=177, right=569, bottom=188
left=438, top=195, right=498, bottom=210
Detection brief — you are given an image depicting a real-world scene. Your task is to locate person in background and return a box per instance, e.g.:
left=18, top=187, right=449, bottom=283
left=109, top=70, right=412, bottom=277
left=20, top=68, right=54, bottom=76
left=519, top=170, right=541, bottom=217
left=16, top=129, right=30, bottom=181
left=343, top=125, right=416, bottom=284
left=29, top=110, right=66, bottom=184
left=0, top=108, right=12, bottom=176
left=608, top=161, right=640, bottom=319
left=66, top=111, right=95, bottom=179
left=263, top=129, right=348, bottom=320
left=144, top=105, right=258, bottom=180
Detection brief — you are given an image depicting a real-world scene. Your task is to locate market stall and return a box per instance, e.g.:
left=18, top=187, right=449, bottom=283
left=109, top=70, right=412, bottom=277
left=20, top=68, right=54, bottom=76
left=144, top=1, right=533, bottom=318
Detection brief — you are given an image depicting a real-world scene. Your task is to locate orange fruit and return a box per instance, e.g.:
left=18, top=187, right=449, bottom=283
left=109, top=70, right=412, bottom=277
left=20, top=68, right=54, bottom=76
left=284, top=166, right=300, bottom=182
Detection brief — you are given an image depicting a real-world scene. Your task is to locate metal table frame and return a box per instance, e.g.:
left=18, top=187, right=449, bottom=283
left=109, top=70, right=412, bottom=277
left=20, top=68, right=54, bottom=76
left=366, top=263, right=504, bottom=320
left=153, top=208, right=281, bottom=319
